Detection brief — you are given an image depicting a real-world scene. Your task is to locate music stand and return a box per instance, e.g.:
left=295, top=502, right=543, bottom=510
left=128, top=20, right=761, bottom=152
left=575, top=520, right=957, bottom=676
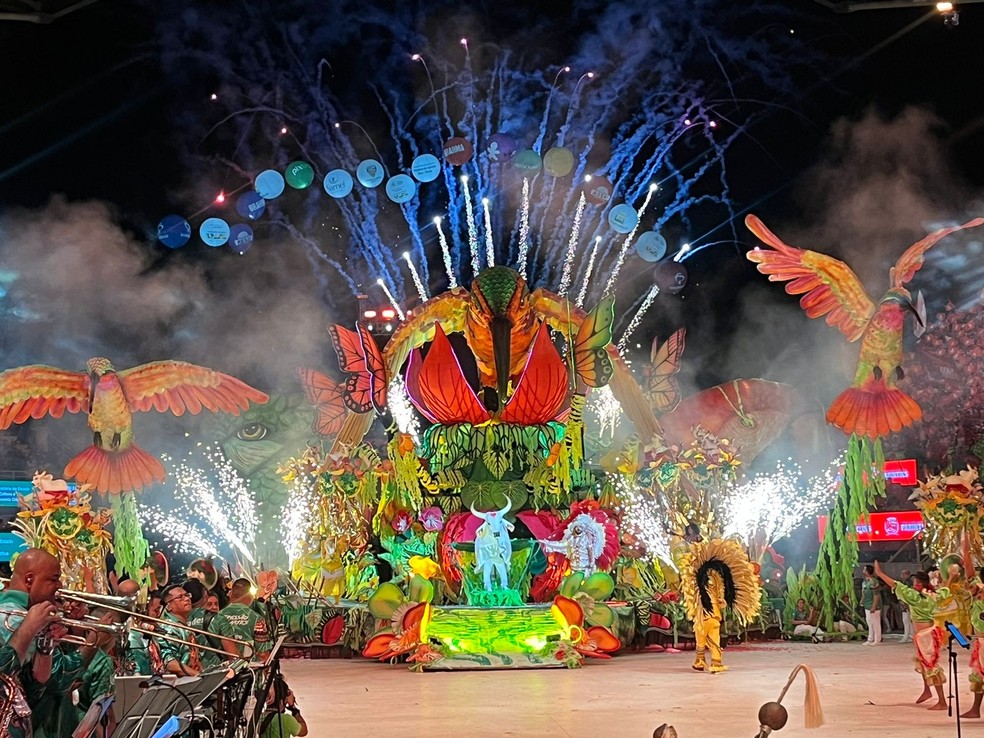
left=114, top=668, right=232, bottom=738
left=248, top=635, right=290, bottom=729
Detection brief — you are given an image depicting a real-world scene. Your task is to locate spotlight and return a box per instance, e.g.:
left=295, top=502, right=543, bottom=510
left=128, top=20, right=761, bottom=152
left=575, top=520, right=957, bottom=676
left=481, top=197, right=489, bottom=205
left=587, top=71, right=595, bottom=78
left=584, top=174, right=593, bottom=182
left=215, top=192, right=226, bottom=204
left=709, top=120, right=717, bottom=128
left=460, top=38, right=468, bottom=45
left=649, top=183, right=657, bottom=191
left=433, top=216, right=442, bottom=225
left=280, top=126, right=288, bottom=135
left=460, top=175, right=469, bottom=183
left=402, top=252, right=411, bottom=260
left=209, top=93, right=217, bottom=101
left=937, top=1, right=953, bottom=10
left=563, top=65, right=571, bottom=72
left=334, top=122, right=341, bottom=128
left=376, top=278, right=385, bottom=285
left=684, top=119, right=691, bottom=126
left=411, top=53, right=421, bottom=61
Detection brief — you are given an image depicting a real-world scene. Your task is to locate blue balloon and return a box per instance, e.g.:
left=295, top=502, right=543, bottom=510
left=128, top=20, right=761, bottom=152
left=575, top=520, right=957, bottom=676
left=157, top=215, right=191, bottom=249
left=635, top=231, right=667, bottom=262
left=385, top=174, right=416, bottom=204
left=608, top=203, right=639, bottom=234
left=356, top=159, right=385, bottom=188
left=323, top=169, right=354, bottom=199
left=254, top=169, right=285, bottom=200
left=235, top=191, right=266, bottom=220
left=229, top=224, right=254, bottom=254
left=411, top=154, right=441, bottom=183
left=200, top=218, right=231, bottom=247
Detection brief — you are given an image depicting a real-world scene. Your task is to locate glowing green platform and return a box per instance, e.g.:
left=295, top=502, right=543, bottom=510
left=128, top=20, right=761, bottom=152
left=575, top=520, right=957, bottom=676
left=420, top=604, right=570, bottom=670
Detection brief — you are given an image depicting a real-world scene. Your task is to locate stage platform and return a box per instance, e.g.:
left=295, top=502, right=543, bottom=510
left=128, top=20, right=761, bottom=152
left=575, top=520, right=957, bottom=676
left=282, top=637, right=971, bottom=737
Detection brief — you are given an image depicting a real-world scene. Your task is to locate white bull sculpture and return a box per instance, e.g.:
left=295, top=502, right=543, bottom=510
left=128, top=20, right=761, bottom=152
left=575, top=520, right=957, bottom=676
left=471, top=499, right=514, bottom=591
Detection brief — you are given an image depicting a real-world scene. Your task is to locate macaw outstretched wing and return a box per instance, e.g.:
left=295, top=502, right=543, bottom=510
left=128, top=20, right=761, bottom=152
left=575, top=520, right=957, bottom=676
left=118, top=361, right=268, bottom=416
left=0, top=365, right=89, bottom=430
left=890, top=217, right=984, bottom=289
left=745, top=214, right=876, bottom=342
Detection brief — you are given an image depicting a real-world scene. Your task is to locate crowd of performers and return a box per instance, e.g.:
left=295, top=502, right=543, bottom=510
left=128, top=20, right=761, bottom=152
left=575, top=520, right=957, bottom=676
left=867, top=543, right=984, bottom=719
left=0, top=548, right=309, bottom=737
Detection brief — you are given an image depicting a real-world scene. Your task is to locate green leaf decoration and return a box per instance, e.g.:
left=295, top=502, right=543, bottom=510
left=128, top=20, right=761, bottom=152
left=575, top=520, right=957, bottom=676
left=581, top=572, right=615, bottom=600
left=408, top=575, right=435, bottom=603
left=483, top=425, right=512, bottom=478
left=587, top=602, right=615, bottom=628
left=560, top=572, right=586, bottom=597
left=813, top=435, right=887, bottom=630
left=459, top=480, right=528, bottom=513
left=367, top=582, right=406, bottom=620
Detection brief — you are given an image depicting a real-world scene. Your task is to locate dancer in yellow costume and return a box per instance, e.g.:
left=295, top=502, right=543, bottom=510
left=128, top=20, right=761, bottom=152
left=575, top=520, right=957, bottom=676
left=679, top=537, right=761, bottom=673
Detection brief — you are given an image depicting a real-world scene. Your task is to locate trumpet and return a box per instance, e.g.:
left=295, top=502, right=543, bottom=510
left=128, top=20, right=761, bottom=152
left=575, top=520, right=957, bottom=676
left=51, top=616, right=127, bottom=647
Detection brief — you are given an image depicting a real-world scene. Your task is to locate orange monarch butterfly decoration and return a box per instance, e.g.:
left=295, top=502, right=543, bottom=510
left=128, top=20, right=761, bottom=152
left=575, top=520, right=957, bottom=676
left=298, top=368, right=347, bottom=437
left=646, top=328, right=686, bottom=413
left=572, top=295, right=616, bottom=389
left=328, top=323, right=388, bottom=414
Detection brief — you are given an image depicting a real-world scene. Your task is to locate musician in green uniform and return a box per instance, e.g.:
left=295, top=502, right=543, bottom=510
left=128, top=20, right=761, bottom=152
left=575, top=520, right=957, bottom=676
left=155, top=585, right=201, bottom=676
left=0, top=549, right=99, bottom=737
left=209, top=578, right=272, bottom=661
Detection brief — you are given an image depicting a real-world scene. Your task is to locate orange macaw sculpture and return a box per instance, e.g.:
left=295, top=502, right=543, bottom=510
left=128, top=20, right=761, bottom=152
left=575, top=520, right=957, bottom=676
left=745, top=214, right=984, bottom=439
left=0, top=357, right=268, bottom=494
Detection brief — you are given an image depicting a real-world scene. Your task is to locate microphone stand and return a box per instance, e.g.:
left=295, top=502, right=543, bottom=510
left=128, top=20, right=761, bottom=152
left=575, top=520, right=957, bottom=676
left=945, top=620, right=970, bottom=738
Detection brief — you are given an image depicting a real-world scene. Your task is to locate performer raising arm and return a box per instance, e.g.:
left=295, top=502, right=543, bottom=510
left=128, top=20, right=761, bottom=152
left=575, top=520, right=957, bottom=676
left=873, top=562, right=947, bottom=710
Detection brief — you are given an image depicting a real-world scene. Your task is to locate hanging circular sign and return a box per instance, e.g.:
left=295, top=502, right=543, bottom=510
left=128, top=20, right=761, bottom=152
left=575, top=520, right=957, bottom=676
left=584, top=176, right=614, bottom=205
left=512, top=149, right=543, bottom=173
left=229, top=224, right=254, bottom=254
left=200, top=218, right=231, bottom=247
left=284, top=161, right=315, bottom=189
left=356, top=159, right=385, bottom=188
left=608, top=203, right=639, bottom=234
left=157, top=215, right=191, bottom=249
left=254, top=169, right=285, bottom=200
left=543, top=147, right=575, bottom=177
left=411, top=153, right=441, bottom=183
left=653, top=260, right=689, bottom=294
left=235, top=190, right=266, bottom=220
left=443, top=137, right=473, bottom=166
left=635, top=231, right=667, bottom=262
left=385, top=174, right=416, bottom=204
left=486, top=133, right=518, bottom=162
left=323, top=169, right=354, bottom=199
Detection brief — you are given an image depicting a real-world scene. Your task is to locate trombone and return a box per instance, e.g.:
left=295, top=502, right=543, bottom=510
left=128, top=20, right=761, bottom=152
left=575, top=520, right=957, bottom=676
left=58, top=589, right=255, bottom=660
left=0, top=581, right=254, bottom=660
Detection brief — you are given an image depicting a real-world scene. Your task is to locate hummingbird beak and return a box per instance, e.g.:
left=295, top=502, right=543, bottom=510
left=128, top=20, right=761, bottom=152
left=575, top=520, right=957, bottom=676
left=909, top=290, right=927, bottom=338
left=87, top=372, right=98, bottom=413
left=491, top=314, right=513, bottom=403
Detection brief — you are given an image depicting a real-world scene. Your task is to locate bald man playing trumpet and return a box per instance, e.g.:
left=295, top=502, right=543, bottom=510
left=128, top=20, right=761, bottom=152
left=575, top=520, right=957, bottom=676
left=0, top=548, right=100, bottom=738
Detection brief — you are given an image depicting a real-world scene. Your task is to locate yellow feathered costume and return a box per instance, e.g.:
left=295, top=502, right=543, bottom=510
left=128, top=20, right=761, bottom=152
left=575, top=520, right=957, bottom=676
left=679, top=538, right=762, bottom=673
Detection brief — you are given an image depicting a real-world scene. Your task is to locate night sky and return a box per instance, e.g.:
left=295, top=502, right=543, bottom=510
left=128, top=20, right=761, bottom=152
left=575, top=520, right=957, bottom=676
left=1, top=0, right=982, bottom=459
